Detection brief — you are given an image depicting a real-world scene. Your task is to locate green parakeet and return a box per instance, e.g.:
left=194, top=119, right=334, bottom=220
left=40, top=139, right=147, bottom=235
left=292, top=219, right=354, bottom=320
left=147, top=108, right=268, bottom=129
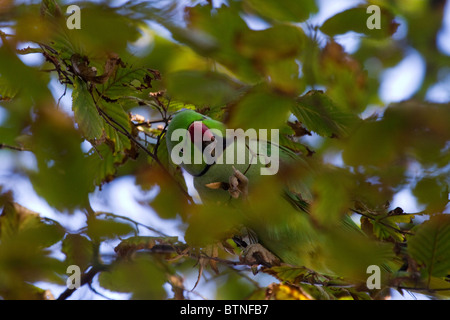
left=166, top=110, right=394, bottom=280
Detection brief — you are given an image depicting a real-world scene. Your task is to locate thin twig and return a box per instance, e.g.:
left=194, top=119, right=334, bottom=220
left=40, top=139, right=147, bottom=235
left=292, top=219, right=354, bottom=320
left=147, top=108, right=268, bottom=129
left=225, top=264, right=262, bottom=288
left=87, top=282, right=115, bottom=300
left=120, top=96, right=163, bottom=112
left=96, top=211, right=169, bottom=237
left=133, top=119, right=165, bottom=127
left=152, top=122, right=168, bottom=157
left=0, top=144, right=25, bottom=151
left=57, top=265, right=108, bottom=300
left=350, top=208, right=415, bottom=235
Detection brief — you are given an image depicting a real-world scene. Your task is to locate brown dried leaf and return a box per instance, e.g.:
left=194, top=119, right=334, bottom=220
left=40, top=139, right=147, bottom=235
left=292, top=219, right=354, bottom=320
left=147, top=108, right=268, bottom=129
left=93, top=53, right=124, bottom=84
left=71, top=54, right=98, bottom=81
left=71, top=53, right=123, bottom=84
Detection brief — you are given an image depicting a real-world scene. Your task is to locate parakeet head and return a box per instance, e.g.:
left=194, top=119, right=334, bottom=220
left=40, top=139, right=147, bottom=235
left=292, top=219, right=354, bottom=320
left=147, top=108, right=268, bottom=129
left=166, top=110, right=226, bottom=176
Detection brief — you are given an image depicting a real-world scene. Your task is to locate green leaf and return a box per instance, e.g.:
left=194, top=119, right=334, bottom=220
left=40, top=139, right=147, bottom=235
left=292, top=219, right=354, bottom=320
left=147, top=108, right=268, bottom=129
left=320, top=6, right=399, bottom=39
left=310, top=169, right=355, bottom=225
left=63, top=5, right=141, bottom=54
left=98, top=256, right=167, bottom=299
left=137, top=167, right=189, bottom=220
left=165, top=99, right=196, bottom=113
left=355, top=38, right=405, bottom=69
left=87, top=216, right=135, bottom=241
left=72, top=78, right=104, bottom=140
left=165, top=70, right=242, bottom=107
left=62, top=234, right=93, bottom=271
left=363, top=212, right=413, bottom=242
left=171, top=3, right=260, bottom=82
left=264, top=265, right=313, bottom=284
left=102, top=67, right=160, bottom=100
left=228, top=85, right=293, bottom=131
left=216, top=272, right=254, bottom=300
left=0, top=78, right=19, bottom=101
left=0, top=199, right=66, bottom=297
left=370, top=219, right=404, bottom=242
left=101, top=101, right=132, bottom=152
left=426, top=277, right=450, bottom=298
left=236, top=25, right=305, bottom=61
left=29, top=108, right=94, bottom=211
left=0, top=45, right=51, bottom=102
left=0, top=201, right=64, bottom=247
left=0, top=201, right=40, bottom=241
left=408, top=215, right=450, bottom=279
left=88, top=144, right=127, bottom=187
left=292, top=90, right=358, bottom=138
left=322, top=229, right=395, bottom=282
left=413, top=177, right=449, bottom=213
left=279, top=134, right=311, bottom=156
left=342, top=102, right=450, bottom=169
left=40, top=0, right=62, bottom=18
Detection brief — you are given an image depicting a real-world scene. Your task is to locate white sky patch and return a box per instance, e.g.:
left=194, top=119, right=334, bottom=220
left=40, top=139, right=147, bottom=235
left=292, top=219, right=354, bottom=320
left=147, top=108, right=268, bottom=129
left=312, top=0, right=364, bottom=26
left=437, top=0, right=450, bottom=55
left=17, top=50, right=45, bottom=67
left=15, top=41, right=45, bottom=67
left=391, top=16, right=408, bottom=40
left=379, top=50, right=426, bottom=103
left=0, top=171, right=88, bottom=231
left=391, top=188, right=423, bottom=213
left=241, top=13, right=270, bottom=30
left=90, top=176, right=186, bottom=240
left=0, top=106, right=7, bottom=125
left=48, top=77, right=74, bottom=115
left=426, top=80, right=450, bottom=103
left=128, top=28, right=155, bottom=57
left=359, top=104, right=387, bottom=120
left=323, top=150, right=344, bottom=167
left=332, top=32, right=361, bottom=53
left=300, top=131, right=324, bottom=150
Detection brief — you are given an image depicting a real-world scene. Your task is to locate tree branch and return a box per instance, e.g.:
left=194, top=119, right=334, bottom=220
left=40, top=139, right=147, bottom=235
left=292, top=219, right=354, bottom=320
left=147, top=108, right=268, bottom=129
left=95, top=211, right=170, bottom=237
left=0, top=144, right=26, bottom=151
left=350, top=208, right=415, bottom=235
left=57, top=264, right=108, bottom=300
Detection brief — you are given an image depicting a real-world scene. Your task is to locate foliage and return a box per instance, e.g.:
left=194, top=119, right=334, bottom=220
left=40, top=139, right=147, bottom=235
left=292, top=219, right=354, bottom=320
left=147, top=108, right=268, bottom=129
left=0, top=0, right=449, bottom=300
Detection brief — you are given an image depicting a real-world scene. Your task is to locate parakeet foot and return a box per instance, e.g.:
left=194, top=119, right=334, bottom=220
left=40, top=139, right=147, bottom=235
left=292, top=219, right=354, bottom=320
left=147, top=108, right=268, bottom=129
left=240, top=243, right=281, bottom=267
left=228, top=166, right=249, bottom=199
